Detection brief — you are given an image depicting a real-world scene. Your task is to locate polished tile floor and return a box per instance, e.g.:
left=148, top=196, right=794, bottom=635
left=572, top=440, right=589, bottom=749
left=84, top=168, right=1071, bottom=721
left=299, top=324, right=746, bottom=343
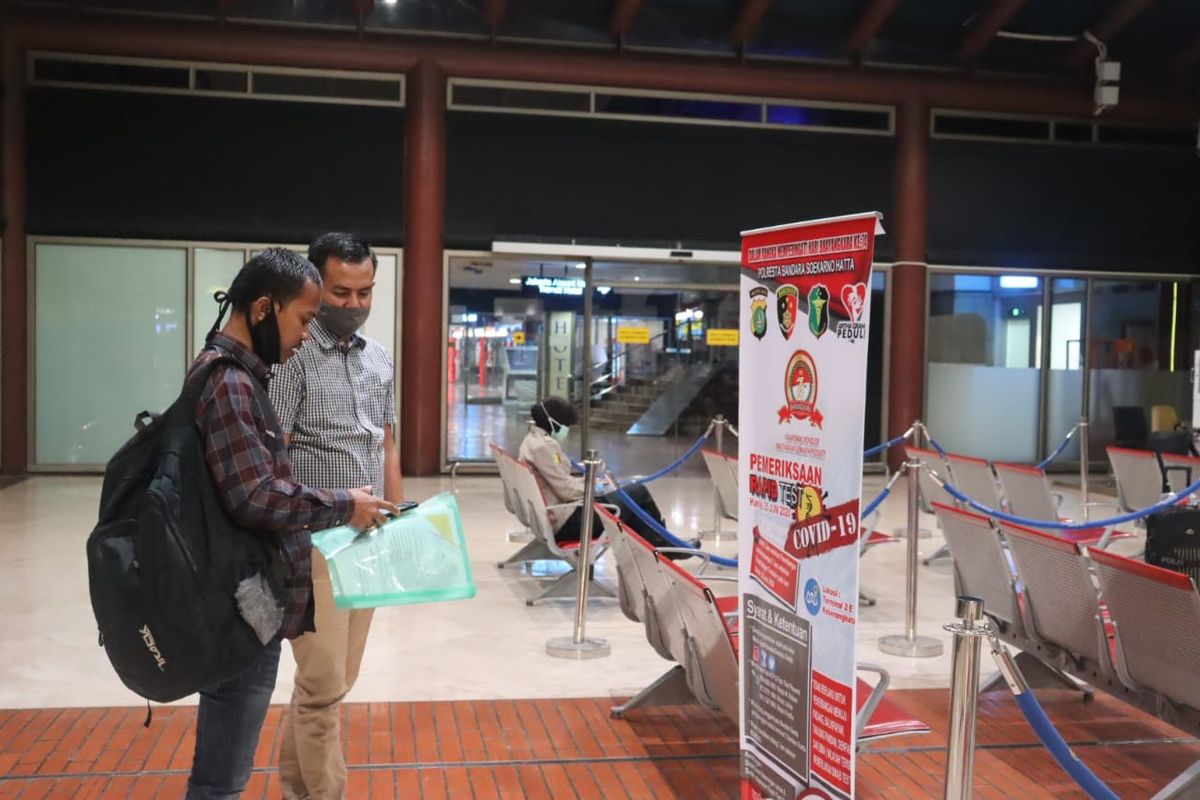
left=0, top=463, right=1139, bottom=711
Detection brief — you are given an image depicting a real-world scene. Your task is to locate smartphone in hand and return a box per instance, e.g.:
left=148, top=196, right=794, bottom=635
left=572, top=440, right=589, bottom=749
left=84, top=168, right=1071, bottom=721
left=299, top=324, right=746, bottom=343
left=364, top=500, right=420, bottom=536
left=379, top=501, right=419, bottom=519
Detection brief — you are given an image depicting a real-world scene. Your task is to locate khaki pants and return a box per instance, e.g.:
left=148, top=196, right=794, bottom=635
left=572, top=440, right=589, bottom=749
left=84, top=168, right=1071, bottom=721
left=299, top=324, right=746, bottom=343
left=280, top=551, right=373, bottom=800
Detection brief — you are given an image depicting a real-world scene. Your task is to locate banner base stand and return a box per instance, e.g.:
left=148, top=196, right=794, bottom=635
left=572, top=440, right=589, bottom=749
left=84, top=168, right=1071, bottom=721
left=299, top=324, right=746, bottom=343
left=546, top=637, right=611, bottom=660
left=892, top=525, right=933, bottom=540
left=698, top=528, right=737, bottom=542
left=879, top=634, right=944, bottom=658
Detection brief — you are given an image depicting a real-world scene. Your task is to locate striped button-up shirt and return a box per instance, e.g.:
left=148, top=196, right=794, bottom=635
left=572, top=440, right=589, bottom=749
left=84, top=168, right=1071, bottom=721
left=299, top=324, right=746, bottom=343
left=269, top=319, right=395, bottom=499
left=191, top=333, right=354, bottom=639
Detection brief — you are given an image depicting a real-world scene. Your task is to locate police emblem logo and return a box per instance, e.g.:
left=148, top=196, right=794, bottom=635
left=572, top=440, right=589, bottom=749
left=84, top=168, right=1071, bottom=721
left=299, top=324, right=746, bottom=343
left=776, top=285, right=798, bottom=340
left=749, top=287, right=769, bottom=340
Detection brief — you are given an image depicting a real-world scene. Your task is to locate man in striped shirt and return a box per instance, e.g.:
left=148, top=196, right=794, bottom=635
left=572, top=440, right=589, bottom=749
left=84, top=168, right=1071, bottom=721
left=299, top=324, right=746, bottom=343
left=270, top=233, right=404, bottom=800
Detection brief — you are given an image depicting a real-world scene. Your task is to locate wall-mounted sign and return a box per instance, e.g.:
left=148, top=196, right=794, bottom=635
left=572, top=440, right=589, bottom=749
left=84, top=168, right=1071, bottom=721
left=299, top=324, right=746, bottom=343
left=707, top=328, right=740, bottom=347
left=546, top=311, right=575, bottom=398
left=617, top=327, right=651, bottom=345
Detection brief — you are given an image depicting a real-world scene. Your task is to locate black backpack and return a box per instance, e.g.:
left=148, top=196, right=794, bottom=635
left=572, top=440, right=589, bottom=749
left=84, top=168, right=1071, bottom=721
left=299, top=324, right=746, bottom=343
left=87, top=356, right=285, bottom=703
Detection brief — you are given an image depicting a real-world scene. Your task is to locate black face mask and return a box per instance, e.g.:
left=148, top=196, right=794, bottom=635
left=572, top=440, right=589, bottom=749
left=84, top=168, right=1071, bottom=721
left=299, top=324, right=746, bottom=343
left=206, top=291, right=282, bottom=365
left=249, top=304, right=283, bottom=366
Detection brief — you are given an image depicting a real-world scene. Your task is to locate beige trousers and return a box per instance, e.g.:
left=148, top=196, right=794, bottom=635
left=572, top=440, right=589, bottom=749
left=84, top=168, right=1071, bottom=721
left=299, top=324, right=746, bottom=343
left=280, top=551, right=374, bottom=800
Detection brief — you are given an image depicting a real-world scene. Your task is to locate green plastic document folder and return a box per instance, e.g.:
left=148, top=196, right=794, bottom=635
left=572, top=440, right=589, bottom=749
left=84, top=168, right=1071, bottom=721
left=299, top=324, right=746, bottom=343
left=311, top=493, right=476, bottom=609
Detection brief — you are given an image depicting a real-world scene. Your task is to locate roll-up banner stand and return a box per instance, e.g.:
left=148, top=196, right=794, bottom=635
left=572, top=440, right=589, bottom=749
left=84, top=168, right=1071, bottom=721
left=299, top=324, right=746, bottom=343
left=738, top=212, right=884, bottom=800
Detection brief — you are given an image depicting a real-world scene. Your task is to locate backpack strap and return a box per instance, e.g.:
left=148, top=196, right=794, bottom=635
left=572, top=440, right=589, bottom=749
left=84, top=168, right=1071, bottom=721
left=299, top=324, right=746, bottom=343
left=186, top=353, right=281, bottom=439
left=186, top=353, right=254, bottom=396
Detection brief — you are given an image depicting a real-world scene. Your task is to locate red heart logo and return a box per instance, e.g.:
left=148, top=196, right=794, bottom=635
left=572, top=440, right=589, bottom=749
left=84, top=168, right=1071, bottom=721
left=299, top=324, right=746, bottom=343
left=840, top=282, right=867, bottom=322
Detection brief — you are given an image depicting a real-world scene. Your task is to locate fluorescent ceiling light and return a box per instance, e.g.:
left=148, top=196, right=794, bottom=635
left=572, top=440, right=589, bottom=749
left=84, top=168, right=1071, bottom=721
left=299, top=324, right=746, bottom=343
left=999, top=275, right=1039, bottom=289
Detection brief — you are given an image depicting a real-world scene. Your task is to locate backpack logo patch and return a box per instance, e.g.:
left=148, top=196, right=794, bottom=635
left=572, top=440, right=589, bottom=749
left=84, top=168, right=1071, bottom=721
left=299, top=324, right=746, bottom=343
left=139, top=624, right=168, bottom=672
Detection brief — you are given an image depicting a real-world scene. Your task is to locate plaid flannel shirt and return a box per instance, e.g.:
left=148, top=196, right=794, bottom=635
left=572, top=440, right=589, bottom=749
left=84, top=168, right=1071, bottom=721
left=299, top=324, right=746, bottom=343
left=191, top=333, right=354, bottom=639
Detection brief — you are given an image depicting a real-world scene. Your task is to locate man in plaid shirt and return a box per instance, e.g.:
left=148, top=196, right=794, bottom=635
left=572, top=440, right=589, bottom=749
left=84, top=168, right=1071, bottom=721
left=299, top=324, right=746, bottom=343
left=186, top=249, right=397, bottom=800
left=270, top=233, right=404, bottom=800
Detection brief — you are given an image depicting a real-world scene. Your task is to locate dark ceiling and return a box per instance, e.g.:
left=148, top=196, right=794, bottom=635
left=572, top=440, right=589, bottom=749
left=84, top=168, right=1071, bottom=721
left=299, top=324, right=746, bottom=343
left=10, top=0, right=1200, bottom=92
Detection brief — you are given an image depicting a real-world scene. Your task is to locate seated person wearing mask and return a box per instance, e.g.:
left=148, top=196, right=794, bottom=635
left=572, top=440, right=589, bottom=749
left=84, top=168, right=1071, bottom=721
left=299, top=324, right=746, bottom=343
left=518, top=396, right=697, bottom=558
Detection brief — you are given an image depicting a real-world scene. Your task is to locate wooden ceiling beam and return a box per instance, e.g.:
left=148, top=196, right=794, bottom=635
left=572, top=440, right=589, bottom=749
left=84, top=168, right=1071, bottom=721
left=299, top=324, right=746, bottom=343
left=730, top=0, right=774, bottom=45
left=610, top=0, right=643, bottom=38
left=1065, top=0, right=1156, bottom=69
left=481, top=0, right=509, bottom=35
left=844, top=0, right=901, bottom=58
left=955, top=0, right=1028, bottom=63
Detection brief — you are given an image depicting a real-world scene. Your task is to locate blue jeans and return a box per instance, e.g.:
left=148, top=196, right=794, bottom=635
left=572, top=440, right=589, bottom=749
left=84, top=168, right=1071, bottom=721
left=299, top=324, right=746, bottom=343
left=186, top=639, right=282, bottom=799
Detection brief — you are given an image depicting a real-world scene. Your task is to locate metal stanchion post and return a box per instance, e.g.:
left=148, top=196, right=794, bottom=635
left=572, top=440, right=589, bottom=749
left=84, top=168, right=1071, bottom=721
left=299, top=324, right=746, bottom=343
left=700, top=415, right=731, bottom=541
left=894, top=420, right=931, bottom=540
left=943, top=597, right=985, bottom=800
left=879, top=458, right=944, bottom=658
left=1079, top=417, right=1091, bottom=523
left=547, top=450, right=612, bottom=660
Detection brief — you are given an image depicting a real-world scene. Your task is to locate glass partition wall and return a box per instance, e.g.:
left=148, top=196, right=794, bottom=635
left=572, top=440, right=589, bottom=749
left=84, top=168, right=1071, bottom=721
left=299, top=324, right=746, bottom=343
left=1087, top=279, right=1195, bottom=461
left=29, top=238, right=402, bottom=470
left=442, top=254, right=740, bottom=478
left=925, top=269, right=1196, bottom=468
left=442, top=254, right=893, bottom=474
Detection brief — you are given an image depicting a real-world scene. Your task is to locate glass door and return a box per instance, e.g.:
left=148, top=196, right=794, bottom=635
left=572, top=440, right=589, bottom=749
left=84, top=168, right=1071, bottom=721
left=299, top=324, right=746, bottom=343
left=926, top=273, right=1042, bottom=462
left=1044, top=277, right=1086, bottom=463
left=444, top=256, right=559, bottom=463
left=442, top=254, right=742, bottom=474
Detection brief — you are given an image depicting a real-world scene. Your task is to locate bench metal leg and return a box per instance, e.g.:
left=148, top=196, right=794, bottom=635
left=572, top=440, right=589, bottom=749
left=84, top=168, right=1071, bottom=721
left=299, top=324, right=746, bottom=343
left=1152, top=759, right=1200, bottom=799
left=979, top=652, right=1093, bottom=701
left=526, top=568, right=617, bottom=606
left=497, top=539, right=559, bottom=569
left=506, top=527, right=534, bottom=543
left=922, top=543, right=951, bottom=565
left=610, top=665, right=694, bottom=718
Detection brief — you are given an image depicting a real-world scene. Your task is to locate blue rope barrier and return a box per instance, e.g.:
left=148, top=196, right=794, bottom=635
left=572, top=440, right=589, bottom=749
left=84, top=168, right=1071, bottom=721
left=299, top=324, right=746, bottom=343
left=582, top=426, right=911, bottom=568
left=621, top=431, right=711, bottom=487
left=1036, top=427, right=1076, bottom=471
left=926, top=435, right=948, bottom=456
left=935, top=473, right=1200, bottom=530
left=609, top=481, right=741, bottom=568
left=1013, top=691, right=1119, bottom=800
left=861, top=486, right=891, bottom=519
left=863, top=434, right=907, bottom=459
